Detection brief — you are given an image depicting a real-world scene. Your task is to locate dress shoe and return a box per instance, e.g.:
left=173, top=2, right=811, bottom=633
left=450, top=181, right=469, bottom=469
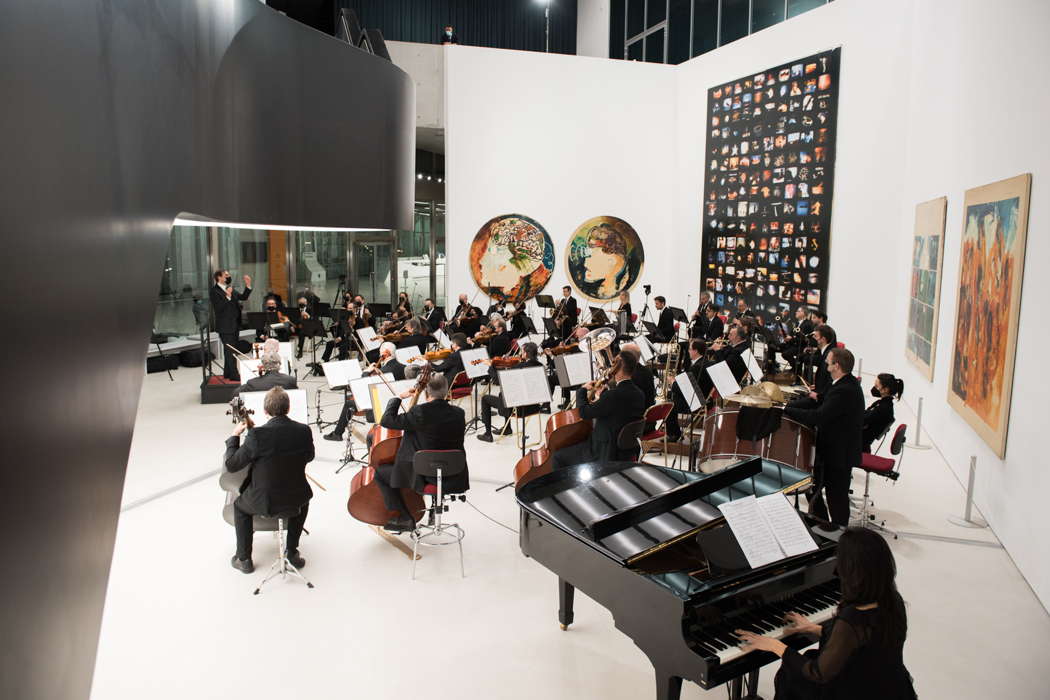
left=476, top=431, right=494, bottom=443
left=231, top=555, right=254, bottom=574
left=286, top=550, right=306, bottom=569
left=497, top=423, right=514, bottom=435
left=323, top=431, right=343, bottom=442
left=382, top=515, right=416, bottom=533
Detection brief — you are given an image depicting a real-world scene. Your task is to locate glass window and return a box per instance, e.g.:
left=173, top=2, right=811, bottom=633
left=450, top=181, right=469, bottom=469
left=751, top=0, right=785, bottom=32
left=787, top=0, right=827, bottom=19
left=291, top=231, right=348, bottom=308
left=153, top=225, right=209, bottom=337
left=719, top=0, right=750, bottom=45
left=627, top=0, right=646, bottom=38
left=218, top=228, right=271, bottom=314
left=645, top=28, right=665, bottom=63
left=648, top=0, right=667, bottom=26
left=692, top=0, right=718, bottom=57
left=668, top=0, right=691, bottom=64
left=627, top=38, right=643, bottom=60
left=434, top=204, right=446, bottom=309
left=611, top=0, right=626, bottom=58
left=353, top=239, right=393, bottom=307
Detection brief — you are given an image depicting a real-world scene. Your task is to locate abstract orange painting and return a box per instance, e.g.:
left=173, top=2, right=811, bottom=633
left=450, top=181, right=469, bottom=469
left=947, top=174, right=1031, bottom=458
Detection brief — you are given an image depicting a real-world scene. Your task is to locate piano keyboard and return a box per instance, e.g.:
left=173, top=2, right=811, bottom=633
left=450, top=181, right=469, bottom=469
left=688, top=582, right=840, bottom=665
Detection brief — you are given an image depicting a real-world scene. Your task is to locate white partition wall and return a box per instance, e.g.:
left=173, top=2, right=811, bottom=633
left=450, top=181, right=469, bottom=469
left=444, top=0, right=1050, bottom=609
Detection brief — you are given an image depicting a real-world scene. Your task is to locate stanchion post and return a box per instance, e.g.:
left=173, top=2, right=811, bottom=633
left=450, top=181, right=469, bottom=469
left=948, top=455, right=988, bottom=529
left=906, top=396, right=932, bottom=450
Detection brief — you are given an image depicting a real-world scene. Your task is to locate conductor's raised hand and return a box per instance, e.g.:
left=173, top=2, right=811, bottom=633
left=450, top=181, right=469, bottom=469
left=243, top=274, right=252, bottom=287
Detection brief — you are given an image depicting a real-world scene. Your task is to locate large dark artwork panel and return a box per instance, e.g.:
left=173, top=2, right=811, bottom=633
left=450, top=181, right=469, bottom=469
left=700, top=48, right=841, bottom=319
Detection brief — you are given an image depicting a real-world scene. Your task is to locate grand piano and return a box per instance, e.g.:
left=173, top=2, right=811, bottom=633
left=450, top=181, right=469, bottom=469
left=517, top=457, right=841, bottom=700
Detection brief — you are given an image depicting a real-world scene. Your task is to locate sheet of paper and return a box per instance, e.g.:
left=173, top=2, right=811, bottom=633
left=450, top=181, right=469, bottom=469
left=560, top=351, right=595, bottom=387
left=349, top=373, right=394, bottom=409
left=706, top=360, right=741, bottom=398
left=369, top=379, right=418, bottom=421
left=674, top=372, right=702, bottom=411
left=277, top=342, right=294, bottom=363
left=395, top=346, right=425, bottom=367
left=717, top=496, right=784, bottom=569
left=498, top=365, right=552, bottom=408
left=522, top=334, right=546, bottom=352
left=757, top=493, right=818, bottom=558
left=239, top=388, right=308, bottom=426
left=635, top=334, right=655, bottom=363
left=433, top=329, right=451, bottom=349
left=460, top=347, right=491, bottom=379
left=356, top=326, right=381, bottom=352
left=742, top=349, right=764, bottom=384
left=321, top=359, right=363, bottom=389
left=238, top=357, right=291, bottom=383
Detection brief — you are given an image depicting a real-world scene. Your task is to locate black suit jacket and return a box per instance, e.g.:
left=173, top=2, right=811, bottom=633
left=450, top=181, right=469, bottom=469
left=487, top=331, right=512, bottom=358
left=396, top=333, right=437, bottom=350
left=704, top=315, right=724, bottom=342
left=577, top=378, right=646, bottom=462
left=234, top=371, right=298, bottom=396
left=785, top=373, right=864, bottom=471
left=632, top=364, right=657, bottom=409
left=432, top=349, right=465, bottom=382
left=380, top=397, right=467, bottom=491
left=421, top=306, right=445, bottom=332
left=814, top=344, right=833, bottom=397
left=862, top=396, right=895, bottom=452
left=210, top=283, right=252, bottom=334
left=381, top=358, right=406, bottom=381
left=655, top=307, right=675, bottom=342
left=224, top=416, right=314, bottom=516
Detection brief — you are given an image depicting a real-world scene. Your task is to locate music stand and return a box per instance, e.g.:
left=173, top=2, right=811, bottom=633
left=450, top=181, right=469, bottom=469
left=299, top=318, right=327, bottom=377
left=497, top=365, right=552, bottom=457
left=642, top=321, right=659, bottom=338
left=520, top=315, right=537, bottom=335
left=535, top=294, right=555, bottom=312
left=588, top=307, right=609, bottom=325
left=542, top=317, right=560, bottom=339
left=668, top=307, right=688, bottom=340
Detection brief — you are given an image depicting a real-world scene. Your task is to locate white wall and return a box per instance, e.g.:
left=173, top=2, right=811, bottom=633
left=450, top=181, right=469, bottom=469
left=444, top=45, right=676, bottom=314
left=577, top=0, right=611, bottom=58
left=386, top=41, right=444, bottom=130
left=445, top=0, right=1050, bottom=609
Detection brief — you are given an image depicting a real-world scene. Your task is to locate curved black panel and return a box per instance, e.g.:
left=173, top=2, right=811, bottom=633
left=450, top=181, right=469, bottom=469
left=0, top=2, right=413, bottom=699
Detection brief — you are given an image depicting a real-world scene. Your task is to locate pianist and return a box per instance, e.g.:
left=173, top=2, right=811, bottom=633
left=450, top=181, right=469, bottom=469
left=735, top=527, right=916, bottom=700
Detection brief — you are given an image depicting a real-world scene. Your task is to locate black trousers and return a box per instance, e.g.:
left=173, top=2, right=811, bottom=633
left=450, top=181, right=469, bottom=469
left=551, top=442, right=595, bottom=471
left=322, top=339, right=348, bottom=362
left=374, top=463, right=409, bottom=516
left=808, top=461, right=850, bottom=526
left=234, top=502, right=309, bottom=560
left=481, top=394, right=511, bottom=431
left=220, top=332, right=239, bottom=380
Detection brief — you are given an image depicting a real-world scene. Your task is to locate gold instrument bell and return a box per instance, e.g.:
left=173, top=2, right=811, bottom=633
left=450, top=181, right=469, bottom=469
left=729, top=381, right=786, bottom=408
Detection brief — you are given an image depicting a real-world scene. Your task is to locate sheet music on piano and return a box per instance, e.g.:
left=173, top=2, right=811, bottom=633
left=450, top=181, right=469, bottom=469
left=717, top=493, right=817, bottom=569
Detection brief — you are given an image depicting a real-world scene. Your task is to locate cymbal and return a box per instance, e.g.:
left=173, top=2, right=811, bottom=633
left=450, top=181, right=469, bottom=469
left=724, top=393, right=774, bottom=407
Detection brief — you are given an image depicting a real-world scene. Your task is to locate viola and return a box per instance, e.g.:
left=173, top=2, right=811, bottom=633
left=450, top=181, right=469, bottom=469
left=512, top=407, right=592, bottom=490
left=545, top=342, right=579, bottom=356
left=407, top=348, right=452, bottom=363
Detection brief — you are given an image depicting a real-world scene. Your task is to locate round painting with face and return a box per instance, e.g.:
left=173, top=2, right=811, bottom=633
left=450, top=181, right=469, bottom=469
left=565, top=216, right=644, bottom=301
left=468, top=214, right=555, bottom=303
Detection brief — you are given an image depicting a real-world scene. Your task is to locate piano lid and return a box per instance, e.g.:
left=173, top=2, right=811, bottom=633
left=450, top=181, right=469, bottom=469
left=518, top=458, right=811, bottom=566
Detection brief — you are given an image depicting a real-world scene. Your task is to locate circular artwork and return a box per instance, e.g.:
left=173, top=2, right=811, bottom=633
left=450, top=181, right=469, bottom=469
left=469, top=214, right=555, bottom=303
left=566, top=216, right=644, bottom=301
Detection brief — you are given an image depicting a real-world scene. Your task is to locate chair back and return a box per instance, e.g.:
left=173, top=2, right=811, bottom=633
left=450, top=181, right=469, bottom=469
left=450, top=370, right=470, bottom=389
left=616, top=419, right=646, bottom=458
left=643, top=401, right=674, bottom=425
left=631, top=313, right=638, bottom=323
left=412, top=449, right=467, bottom=480
left=889, top=424, right=907, bottom=456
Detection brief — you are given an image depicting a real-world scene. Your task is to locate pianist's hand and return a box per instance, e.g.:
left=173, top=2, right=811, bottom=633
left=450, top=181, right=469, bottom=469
left=734, top=629, right=786, bottom=657
left=784, top=612, right=821, bottom=636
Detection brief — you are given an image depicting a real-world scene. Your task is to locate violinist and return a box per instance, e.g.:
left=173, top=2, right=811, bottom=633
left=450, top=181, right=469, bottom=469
left=477, top=342, right=542, bottom=442
left=394, top=317, right=437, bottom=350
left=472, top=318, right=511, bottom=357
left=552, top=286, right=578, bottom=341
left=351, top=295, right=372, bottom=330
left=550, top=352, right=645, bottom=470
left=323, top=343, right=403, bottom=442
left=259, top=296, right=292, bottom=342
left=321, top=299, right=354, bottom=363
left=397, top=291, right=412, bottom=315
left=431, top=333, right=468, bottom=382
left=449, top=293, right=480, bottom=334
left=226, top=387, right=315, bottom=574
left=420, top=298, right=445, bottom=332
left=486, top=299, right=507, bottom=318
left=376, top=374, right=467, bottom=532
left=234, top=351, right=297, bottom=397
left=505, top=303, right=529, bottom=339
left=292, top=296, right=313, bottom=359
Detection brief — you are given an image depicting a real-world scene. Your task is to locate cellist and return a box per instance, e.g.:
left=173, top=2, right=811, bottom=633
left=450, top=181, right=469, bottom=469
left=375, top=373, right=467, bottom=532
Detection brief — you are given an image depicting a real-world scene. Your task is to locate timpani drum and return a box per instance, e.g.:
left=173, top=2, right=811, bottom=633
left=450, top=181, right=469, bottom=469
left=696, top=408, right=815, bottom=474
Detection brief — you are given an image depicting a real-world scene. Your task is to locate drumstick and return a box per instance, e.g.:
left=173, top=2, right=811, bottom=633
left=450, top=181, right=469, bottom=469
left=798, top=374, right=812, bottom=390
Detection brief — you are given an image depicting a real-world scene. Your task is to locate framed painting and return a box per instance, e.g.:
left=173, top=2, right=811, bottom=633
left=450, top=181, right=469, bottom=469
left=947, top=174, right=1031, bottom=458
left=905, top=196, right=947, bottom=380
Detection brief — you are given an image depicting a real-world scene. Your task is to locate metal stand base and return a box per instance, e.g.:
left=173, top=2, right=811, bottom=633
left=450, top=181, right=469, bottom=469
left=947, top=515, right=989, bottom=529
left=410, top=499, right=465, bottom=580
left=253, top=518, right=314, bottom=594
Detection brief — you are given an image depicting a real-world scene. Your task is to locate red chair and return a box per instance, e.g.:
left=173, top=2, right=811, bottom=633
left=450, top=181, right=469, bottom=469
left=448, top=371, right=472, bottom=402
left=639, top=402, right=674, bottom=465
left=836, top=341, right=845, bottom=348
left=631, top=313, right=638, bottom=324
left=509, top=338, right=519, bottom=355
left=855, top=424, right=907, bottom=538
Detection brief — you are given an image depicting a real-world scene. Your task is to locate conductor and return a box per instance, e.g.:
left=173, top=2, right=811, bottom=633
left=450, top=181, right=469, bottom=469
left=210, top=269, right=252, bottom=380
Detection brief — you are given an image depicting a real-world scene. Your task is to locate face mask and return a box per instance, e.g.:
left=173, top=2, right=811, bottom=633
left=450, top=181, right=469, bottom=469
left=298, top=304, right=306, bottom=309
left=266, top=307, right=276, bottom=312
left=870, top=386, right=881, bottom=398
left=225, top=276, right=232, bottom=284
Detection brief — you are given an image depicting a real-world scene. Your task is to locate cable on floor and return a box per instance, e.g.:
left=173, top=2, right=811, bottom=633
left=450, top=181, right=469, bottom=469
left=464, top=497, right=519, bottom=535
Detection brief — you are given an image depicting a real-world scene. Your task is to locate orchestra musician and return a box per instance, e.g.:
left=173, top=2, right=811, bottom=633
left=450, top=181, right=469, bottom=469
left=449, top=293, right=481, bottom=334
left=550, top=352, right=646, bottom=470
left=351, top=295, right=372, bottom=329
left=690, top=291, right=712, bottom=339
left=733, top=298, right=755, bottom=321
left=703, top=304, right=725, bottom=342
left=376, top=374, right=467, bottom=532
left=472, top=317, right=512, bottom=357
left=431, top=333, right=468, bottom=382
left=784, top=347, right=864, bottom=527
left=234, top=351, right=297, bottom=396
left=653, top=295, right=675, bottom=342
left=210, top=269, right=252, bottom=380
left=394, top=317, right=437, bottom=350
left=706, top=324, right=749, bottom=365
left=420, top=298, right=445, bottom=332
left=664, top=339, right=706, bottom=442
left=734, top=527, right=916, bottom=699
left=321, top=299, right=354, bottom=362
left=619, top=343, right=656, bottom=410
left=863, top=373, right=904, bottom=452
left=322, top=342, right=403, bottom=442
left=552, top=286, right=578, bottom=340
left=259, top=297, right=292, bottom=342
left=505, top=303, right=529, bottom=339
left=791, top=324, right=837, bottom=408
left=616, top=290, right=633, bottom=324
left=781, top=306, right=815, bottom=368
left=486, top=299, right=507, bottom=318
left=397, top=291, right=412, bottom=315
left=225, top=387, right=314, bottom=573
left=476, top=342, right=542, bottom=442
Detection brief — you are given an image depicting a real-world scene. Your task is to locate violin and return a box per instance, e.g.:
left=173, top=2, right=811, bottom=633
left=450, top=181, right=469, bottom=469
left=408, top=348, right=452, bottom=363
left=346, top=366, right=431, bottom=526
left=545, top=341, right=579, bottom=357
left=512, top=408, right=593, bottom=490
left=473, top=328, right=496, bottom=344
left=470, top=356, right=521, bottom=369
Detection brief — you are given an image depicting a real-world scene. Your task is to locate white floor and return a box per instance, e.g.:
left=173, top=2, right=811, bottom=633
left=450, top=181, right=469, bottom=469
left=92, top=357, right=1050, bottom=700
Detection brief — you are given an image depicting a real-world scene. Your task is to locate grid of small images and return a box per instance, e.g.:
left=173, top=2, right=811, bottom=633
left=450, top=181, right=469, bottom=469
left=700, top=48, right=840, bottom=320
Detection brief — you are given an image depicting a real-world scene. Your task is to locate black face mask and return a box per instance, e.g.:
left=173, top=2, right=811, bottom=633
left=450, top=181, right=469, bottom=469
left=266, top=307, right=276, bottom=313
left=870, top=386, right=882, bottom=398
left=225, top=275, right=232, bottom=284
left=298, top=303, right=306, bottom=309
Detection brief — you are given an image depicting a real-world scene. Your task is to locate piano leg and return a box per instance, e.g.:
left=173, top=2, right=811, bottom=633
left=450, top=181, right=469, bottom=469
left=727, top=669, right=763, bottom=700
left=654, top=669, right=683, bottom=700
left=558, top=577, right=574, bottom=630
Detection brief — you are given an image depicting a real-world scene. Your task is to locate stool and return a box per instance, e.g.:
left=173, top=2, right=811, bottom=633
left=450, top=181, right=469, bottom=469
left=854, top=424, right=907, bottom=539
left=253, top=508, right=313, bottom=595
left=410, top=450, right=468, bottom=580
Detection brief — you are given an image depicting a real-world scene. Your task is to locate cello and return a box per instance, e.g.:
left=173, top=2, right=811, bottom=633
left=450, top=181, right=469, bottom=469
left=512, top=407, right=593, bottom=490
left=346, top=367, right=428, bottom=525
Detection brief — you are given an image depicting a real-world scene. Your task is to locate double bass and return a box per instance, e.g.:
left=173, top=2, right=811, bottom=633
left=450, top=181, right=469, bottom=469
left=346, top=368, right=429, bottom=525
left=512, top=407, right=593, bottom=490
